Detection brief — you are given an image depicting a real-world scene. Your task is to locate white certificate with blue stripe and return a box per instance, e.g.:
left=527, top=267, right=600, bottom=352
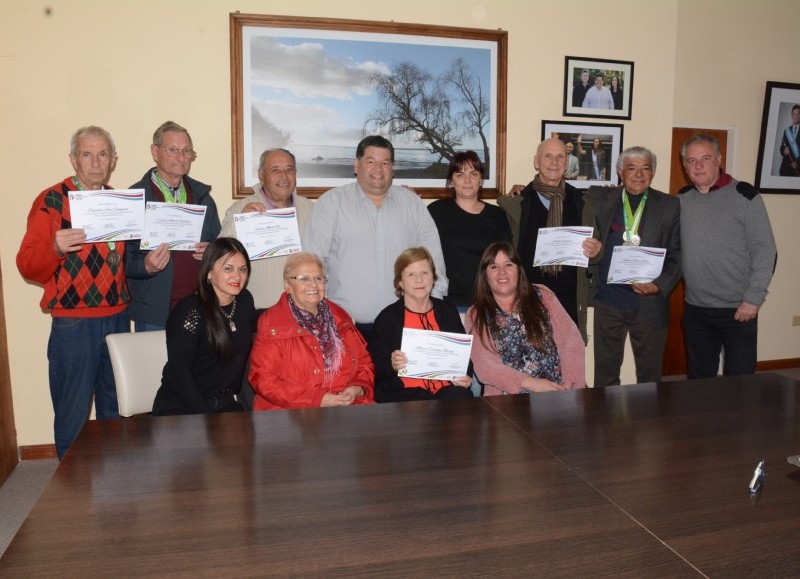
left=68, top=189, right=145, bottom=242
left=607, top=245, right=666, bottom=284
left=233, top=207, right=302, bottom=260
left=398, top=328, right=473, bottom=380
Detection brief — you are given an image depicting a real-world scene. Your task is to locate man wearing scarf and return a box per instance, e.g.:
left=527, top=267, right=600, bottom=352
left=498, top=138, right=600, bottom=341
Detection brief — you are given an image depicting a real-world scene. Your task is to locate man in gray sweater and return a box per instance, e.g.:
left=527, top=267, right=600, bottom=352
left=678, top=134, right=777, bottom=378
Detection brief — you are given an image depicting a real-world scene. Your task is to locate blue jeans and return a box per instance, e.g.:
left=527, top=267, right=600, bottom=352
left=47, top=310, right=130, bottom=459
left=134, top=321, right=165, bottom=332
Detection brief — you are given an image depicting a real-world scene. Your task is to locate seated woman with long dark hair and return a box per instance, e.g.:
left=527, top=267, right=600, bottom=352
left=466, top=241, right=585, bottom=395
left=152, top=237, right=257, bottom=415
left=370, top=247, right=473, bottom=402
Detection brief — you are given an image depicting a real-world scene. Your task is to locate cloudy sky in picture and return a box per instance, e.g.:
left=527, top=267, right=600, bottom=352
left=246, top=30, right=493, bottom=150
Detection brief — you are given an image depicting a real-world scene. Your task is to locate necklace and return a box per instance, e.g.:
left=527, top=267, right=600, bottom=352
left=220, top=297, right=237, bottom=332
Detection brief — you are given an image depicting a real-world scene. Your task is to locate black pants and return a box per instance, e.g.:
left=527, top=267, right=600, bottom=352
left=683, top=303, right=757, bottom=379
left=379, top=385, right=474, bottom=403
left=355, top=322, right=373, bottom=345
left=593, top=301, right=667, bottom=387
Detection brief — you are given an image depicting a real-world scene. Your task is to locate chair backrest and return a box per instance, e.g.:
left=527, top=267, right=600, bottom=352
left=106, top=331, right=167, bottom=417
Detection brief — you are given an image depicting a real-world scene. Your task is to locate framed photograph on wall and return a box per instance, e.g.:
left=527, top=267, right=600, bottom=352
left=230, top=14, right=507, bottom=199
left=541, top=120, right=623, bottom=189
left=563, top=56, right=633, bottom=120
left=755, top=81, right=800, bottom=194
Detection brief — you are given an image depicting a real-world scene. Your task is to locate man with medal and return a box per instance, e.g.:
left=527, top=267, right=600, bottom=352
left=126, top=121, right=221, bottom=332
left=586, top=146, right=681, bottom=387
left=679, top=134, right=776, bottom=378
left=220, top=148, right=314, bottom=309
left=17, top=126, right=130, bottom=459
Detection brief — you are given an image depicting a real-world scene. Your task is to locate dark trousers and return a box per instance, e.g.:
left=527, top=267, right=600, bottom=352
left=593, top=302, right=667, bottom=387
left=355, top=322, right=373, bottom=345
left=379, top=385, right=474, bottom=402
left=683, top=303, right=757, bottom=379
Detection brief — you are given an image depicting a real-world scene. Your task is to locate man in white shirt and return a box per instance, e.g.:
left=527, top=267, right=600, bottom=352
left=302, top=135, right=447, bottom=340
left=582, top=73, right=614, bottom=110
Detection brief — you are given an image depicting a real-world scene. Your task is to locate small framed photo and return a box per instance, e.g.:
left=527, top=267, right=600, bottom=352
left=755, top=81, right=800, bottom=194
left=541, top=120, right=624, bottom=189
left=563, top=56, right=633, bottom=120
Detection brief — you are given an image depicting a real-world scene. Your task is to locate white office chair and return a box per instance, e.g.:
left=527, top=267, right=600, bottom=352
left=106, top=330, right=167, bottom=417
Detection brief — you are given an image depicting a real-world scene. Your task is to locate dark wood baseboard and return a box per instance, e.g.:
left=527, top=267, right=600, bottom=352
left=20, top=444, right=57, bottom=460
left=756, top=358, right=800, bottom=372
left=16, top=359, right=800, bottom=462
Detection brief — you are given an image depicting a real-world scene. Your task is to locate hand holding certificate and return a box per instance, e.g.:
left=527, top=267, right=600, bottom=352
left=233, top=208, right=302, bottom=260
left=607, top=246, right=666, bottom=284
left=398, top=328, right=473, bottom=380
left=533, top=226, right=594, bottom=268
left=68, top=189, right=145, bottom=241
left=140, top=202, right=207, bottom=251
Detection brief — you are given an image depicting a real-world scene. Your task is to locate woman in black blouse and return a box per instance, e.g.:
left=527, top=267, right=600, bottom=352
left=428, top=150, right=512, bottom=310
left=152, top=237, right=257, bottom=415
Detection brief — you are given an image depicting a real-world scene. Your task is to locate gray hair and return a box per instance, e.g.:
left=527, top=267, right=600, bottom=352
left=152, top=120, right=193, bottom=148
left=680, top=134, right=720, bottom=161
left=70, top=125, right=116, bottom=158
left=617, top=146, right=657, bottom=172
left=258, top=148, right=296, bottom=173
left=283, top=252, right=325, bottom=279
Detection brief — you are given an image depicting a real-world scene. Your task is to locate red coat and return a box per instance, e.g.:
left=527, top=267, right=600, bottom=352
left=249, top=293, right=375, bottom=410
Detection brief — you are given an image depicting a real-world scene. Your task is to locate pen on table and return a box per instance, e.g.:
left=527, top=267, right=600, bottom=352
left=748, top=460, right=765, bottom=494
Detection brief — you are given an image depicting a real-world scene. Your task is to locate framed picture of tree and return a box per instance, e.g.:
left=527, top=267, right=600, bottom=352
left=230, top=14, right=508, bottom=199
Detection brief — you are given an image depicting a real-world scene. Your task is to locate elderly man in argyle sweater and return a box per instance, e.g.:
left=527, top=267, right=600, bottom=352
left=17, top=125, right=130, bottom=459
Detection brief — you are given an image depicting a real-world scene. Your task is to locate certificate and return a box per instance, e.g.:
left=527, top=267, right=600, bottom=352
left=140, top=202, right=207, bottom=251
left=533, top=226, right=594, bottom=268
left=398, top=328, right=473, bottom=380
left=233, top=208, right=301, bottom=260
left=68, top=189, right=145, bottom=242
left=607, top=246, right=666, bottom=284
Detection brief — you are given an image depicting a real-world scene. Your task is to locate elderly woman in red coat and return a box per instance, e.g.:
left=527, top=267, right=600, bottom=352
left=249, top=252, right=375, bottom=410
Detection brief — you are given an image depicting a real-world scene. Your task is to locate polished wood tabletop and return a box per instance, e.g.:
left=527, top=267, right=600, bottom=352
left=484, top=372, right=800, bottom=576
left=2, top=373, right=799, bottom=577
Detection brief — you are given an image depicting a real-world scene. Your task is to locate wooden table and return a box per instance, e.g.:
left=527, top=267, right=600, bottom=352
left=2, top=373, right=799, bottom=576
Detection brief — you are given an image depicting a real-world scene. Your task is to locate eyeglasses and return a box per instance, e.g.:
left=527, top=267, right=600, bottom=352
left=288, top=275, right=328, bottom=285
left=158, top=146, right=196, bottom=159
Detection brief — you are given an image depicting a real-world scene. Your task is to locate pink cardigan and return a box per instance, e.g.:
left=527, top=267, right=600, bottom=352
left=465, top=285, right=586, bottom=395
